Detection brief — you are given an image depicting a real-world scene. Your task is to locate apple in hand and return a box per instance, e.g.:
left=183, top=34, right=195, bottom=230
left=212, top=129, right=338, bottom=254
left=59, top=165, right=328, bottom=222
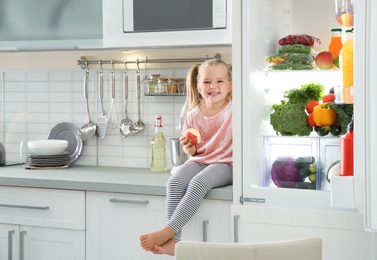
left=315, top=51, right=334, bottom=69
left=183, top=128, right=202, bottom=145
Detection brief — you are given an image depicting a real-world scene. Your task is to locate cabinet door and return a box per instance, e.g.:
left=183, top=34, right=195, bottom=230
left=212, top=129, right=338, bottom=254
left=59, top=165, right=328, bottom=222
left=231, top=205, right=377, bottom=260
left=181, top=199, right=231, bottom=243
left=0, top=224, right=19, bottom=260
left=21, top=226, right=85, bottom=260
left=86, top=192, right=169, bottom=260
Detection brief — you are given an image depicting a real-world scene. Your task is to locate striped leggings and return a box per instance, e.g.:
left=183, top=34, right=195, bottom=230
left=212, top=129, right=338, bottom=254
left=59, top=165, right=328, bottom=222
left=166, top=162, right=233, bottom=241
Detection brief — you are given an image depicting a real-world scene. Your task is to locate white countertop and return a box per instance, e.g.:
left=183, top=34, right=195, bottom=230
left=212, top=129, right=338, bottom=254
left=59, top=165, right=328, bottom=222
left=0, top=164, right=233, bottom=201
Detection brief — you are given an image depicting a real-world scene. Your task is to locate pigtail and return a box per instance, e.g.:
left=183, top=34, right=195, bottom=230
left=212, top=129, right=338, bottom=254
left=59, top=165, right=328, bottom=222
left=186, top=64, right=201, bottom=110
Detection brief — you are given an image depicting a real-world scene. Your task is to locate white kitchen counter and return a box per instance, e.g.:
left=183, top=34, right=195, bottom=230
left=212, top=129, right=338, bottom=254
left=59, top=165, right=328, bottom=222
left=0, top=164, right=233, bottom=201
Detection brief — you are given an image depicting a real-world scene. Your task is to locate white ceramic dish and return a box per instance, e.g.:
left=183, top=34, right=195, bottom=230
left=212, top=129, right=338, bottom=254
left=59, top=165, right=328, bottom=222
left=28, top=140, right=68, bottom=155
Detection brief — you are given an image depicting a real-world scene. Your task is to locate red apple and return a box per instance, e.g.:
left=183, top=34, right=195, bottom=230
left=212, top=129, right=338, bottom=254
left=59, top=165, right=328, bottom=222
left=183, top=128, right=202, bottom=145
left=315, top=51, right=334, bottom=69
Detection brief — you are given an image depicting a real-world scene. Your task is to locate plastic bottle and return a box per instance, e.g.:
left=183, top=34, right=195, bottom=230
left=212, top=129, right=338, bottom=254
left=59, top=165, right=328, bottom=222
left=328, top=28, right=343, bottom=68
left=340, top=29, right=354, bottom=103
left=151, top=115, right=167, bottom=172
left=339, top=116, right=354, bottom=176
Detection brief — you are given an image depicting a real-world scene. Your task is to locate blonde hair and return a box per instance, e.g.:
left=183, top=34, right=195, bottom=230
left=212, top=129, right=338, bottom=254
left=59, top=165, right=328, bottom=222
left=186, top=59, right=232, bottom=110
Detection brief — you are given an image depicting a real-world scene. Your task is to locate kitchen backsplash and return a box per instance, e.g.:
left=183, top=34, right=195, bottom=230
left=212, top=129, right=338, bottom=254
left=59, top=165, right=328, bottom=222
left=0, top=68, right=188, bottom=169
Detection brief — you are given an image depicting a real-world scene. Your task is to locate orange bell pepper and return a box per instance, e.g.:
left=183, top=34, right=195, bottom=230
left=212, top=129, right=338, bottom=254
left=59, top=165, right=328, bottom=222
left=312, top=103, right=336, bottom=127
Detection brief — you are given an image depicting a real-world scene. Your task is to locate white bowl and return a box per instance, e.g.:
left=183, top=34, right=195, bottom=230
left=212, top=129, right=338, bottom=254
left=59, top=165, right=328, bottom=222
left=27, top=140, right=68, bottom=155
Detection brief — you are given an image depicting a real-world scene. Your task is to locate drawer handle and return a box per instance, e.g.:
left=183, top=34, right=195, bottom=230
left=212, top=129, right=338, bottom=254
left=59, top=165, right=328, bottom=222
left=0, top=204, right=50, bottom=210
left=203, top=220, right=209, bottom=242
left=8, top=230, right=15, bottom=260
left=109, top=198, right=149, bottom=205
left=20, top=230, right=27, bottom=260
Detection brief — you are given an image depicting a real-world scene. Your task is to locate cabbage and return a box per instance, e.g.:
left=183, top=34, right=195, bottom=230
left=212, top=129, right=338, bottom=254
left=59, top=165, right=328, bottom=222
left=271, top=156, right=304, bottom=188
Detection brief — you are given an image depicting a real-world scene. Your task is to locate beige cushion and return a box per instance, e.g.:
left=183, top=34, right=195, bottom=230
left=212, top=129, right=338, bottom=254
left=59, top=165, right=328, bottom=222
left=175, top=237, right=322, bottom=260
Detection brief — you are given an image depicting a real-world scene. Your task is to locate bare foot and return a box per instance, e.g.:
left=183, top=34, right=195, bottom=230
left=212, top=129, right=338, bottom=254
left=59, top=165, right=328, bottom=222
left=139, top=226, right=175, bottom=251
left=151, top=239, right=177, bottom=256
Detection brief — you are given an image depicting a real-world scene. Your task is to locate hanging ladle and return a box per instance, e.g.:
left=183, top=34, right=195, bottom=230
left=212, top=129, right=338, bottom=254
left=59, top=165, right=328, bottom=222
left=129, top=59, right=146, bottom=133
left=119, top=62, right=134, bottom=137
left=79, top=63, right=97, bottom=141
left=108, top=60, right=119, bottom=129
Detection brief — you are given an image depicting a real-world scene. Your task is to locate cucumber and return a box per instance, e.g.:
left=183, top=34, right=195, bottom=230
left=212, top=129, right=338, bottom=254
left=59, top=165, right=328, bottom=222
left=295, top=156, right=315, bottom=168
left=327, top=160, right=341, bottom=183
left=295, top=182, right=316, bottom=189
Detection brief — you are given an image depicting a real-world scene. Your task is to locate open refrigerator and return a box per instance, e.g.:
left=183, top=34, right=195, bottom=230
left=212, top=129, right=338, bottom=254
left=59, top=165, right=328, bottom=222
left=231, top=0, right=377, bottom=259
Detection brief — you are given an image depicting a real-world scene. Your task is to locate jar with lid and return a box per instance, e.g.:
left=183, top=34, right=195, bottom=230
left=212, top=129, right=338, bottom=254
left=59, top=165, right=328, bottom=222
left=146, top=74, right=160, bottom=95
left=157, top=78, right=168, bottom=94
left=167, top=78, right=178, bottom=94
left=176, top=78, right=186, bottom=95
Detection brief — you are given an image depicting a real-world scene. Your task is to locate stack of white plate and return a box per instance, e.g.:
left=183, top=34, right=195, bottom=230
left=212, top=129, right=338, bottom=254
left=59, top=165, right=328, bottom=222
left=25, top=152, right=71, bottom=167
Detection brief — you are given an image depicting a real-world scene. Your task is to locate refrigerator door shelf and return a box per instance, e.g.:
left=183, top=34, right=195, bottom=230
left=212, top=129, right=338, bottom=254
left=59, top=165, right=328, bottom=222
left=331, top=176, right=357, bottom=209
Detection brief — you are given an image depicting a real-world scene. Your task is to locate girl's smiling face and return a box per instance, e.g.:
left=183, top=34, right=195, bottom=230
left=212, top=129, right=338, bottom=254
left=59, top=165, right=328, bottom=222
left=197, top=66, right=232, bottom=105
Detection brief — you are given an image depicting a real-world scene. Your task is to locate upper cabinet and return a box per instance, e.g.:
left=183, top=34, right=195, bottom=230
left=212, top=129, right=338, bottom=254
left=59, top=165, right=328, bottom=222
left=103, top=0, right=232, bottom=48
left=0, top=0, right=103, bottom=50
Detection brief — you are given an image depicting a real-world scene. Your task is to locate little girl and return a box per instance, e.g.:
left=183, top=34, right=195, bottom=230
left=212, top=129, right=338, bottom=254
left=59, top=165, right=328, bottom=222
left=140, top=58, right=233, bottom=256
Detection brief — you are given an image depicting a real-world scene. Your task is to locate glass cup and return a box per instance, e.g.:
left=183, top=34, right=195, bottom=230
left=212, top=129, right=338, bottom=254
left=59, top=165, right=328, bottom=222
left=335, top=0, right=354, bottom=27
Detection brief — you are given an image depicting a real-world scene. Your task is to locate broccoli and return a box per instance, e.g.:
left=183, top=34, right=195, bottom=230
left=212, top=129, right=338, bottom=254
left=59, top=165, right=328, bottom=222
left=328, top=103, right=354, bottom=135
left=270, top=102, right=313, bottom=136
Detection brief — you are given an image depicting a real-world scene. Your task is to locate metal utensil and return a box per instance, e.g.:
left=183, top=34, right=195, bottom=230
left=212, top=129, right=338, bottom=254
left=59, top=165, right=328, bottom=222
left=108, top=61, right=119, bottom=129
left=129, top=60, right=145, bottom=133
left=97, top=61, right=108, bottom=139
left=79, top=69, right=97, bottom=141
left=119, top=63, right=134, bottom=137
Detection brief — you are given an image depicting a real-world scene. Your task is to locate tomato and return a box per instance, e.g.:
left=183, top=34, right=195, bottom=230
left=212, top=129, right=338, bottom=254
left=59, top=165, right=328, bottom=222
left=307, top=113, right=317, bottom=127
left=306, top=100, right=319, bottom=114
left=322, top=93, right=335, bottom=103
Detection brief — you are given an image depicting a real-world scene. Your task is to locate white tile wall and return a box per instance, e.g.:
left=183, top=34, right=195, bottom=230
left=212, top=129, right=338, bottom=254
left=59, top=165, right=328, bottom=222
left=0, top=68, right=188, bottom=169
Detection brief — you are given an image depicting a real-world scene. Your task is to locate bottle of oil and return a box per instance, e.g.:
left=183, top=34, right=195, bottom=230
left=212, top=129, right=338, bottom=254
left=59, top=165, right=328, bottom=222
left=340, top=29, right=354, bottom=103
left=328, top=28, right=343, bottom=68
left=151, top=115, right=167, bottom=172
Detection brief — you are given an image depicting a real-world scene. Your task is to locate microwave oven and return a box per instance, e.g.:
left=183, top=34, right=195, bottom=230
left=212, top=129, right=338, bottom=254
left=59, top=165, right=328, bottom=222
left=122, top=0, right=227, bottom=33
left=103, top=0, right=232, bottom=48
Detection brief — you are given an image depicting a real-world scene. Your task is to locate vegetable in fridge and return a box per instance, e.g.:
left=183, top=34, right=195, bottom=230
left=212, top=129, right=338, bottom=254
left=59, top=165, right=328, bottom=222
left=278, top=34, right=322, bottom=47
left=312, top=103, right=336, bottom=127
left=277, top=44, right=312, bottom=54
left=328, top=103, right=354, bottom=135
left=271, top=156, right=304, bottom=188
left=270, top=102, right=313, bottom=136
left=265, top=53, right=314, bottom=65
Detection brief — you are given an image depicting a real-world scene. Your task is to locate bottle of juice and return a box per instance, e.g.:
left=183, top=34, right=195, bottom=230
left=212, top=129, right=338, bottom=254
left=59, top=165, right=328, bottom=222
left=340, top=29, right=354, bottom=103
left=328, top=28, right=343, bottom=68
left=339, top=116, right=354, bottom=176
left=151, top=115, right=167, bottom=172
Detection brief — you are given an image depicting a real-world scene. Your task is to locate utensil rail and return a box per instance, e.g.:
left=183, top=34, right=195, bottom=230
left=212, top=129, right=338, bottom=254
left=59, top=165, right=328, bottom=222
left=76, top=54, right=222, bottom=70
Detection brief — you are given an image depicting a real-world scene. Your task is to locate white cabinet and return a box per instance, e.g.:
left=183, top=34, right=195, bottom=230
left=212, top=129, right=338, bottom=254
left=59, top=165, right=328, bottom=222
left=181, top=199, right=232, bottom=243
left=0, top=187, right=86, bottom=260
left=86, top=191, right=232, bottom=259
left=231, top=205, right=377, bottom=260
left=0, top=0, right=102, bottom=50
left=86, top=191, right=168, bottom=260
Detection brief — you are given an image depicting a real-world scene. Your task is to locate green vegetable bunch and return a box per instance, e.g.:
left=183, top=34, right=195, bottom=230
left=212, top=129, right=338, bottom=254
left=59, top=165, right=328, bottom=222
left=328, top=103, right=354, bottom=135
left=270, top=82, right=325, bottom=136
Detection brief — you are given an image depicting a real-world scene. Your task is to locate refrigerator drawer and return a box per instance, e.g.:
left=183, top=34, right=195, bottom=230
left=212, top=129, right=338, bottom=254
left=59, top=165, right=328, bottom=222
left=263, top=136, right=341, bottom=191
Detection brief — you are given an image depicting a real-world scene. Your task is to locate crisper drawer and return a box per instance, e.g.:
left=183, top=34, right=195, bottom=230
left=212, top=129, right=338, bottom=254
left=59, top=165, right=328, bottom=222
left=0, top=186, right=85, bottom=230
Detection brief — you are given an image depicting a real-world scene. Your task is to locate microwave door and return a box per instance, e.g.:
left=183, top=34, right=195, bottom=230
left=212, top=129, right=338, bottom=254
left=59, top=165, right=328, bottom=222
left=123, top=0, right=226, bottom=33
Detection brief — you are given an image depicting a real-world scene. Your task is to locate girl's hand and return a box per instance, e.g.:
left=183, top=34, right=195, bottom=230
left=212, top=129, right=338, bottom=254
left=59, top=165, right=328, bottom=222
left=180, top=136, right=197, bottom=156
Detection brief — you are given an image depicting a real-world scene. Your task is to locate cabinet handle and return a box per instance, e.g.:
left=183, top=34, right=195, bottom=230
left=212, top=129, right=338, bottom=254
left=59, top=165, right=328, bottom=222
left=202, top=220, right=209, bottom=242
left=8, top=230, right=15, bottom=260
left=0, top=204, right=50, bottom=210
left=233, top=215, right=240, bottom=243
left=20, top=230, right=27, bottom=260
left=109, top=198, right=149, bottom=205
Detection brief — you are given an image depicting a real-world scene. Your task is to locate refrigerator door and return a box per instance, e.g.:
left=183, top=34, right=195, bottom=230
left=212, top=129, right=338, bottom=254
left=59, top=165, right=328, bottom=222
left=354, top=0, right=377, bottom=231
left=240, top=0, right=345, bottom=210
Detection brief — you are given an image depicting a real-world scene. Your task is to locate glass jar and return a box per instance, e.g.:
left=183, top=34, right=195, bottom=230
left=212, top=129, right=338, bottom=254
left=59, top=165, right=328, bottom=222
left=157, top=78, right=168, bottom=94
left=167, top=78, right=178, bottom=94
left=176, top=78, right=186, bottom=95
